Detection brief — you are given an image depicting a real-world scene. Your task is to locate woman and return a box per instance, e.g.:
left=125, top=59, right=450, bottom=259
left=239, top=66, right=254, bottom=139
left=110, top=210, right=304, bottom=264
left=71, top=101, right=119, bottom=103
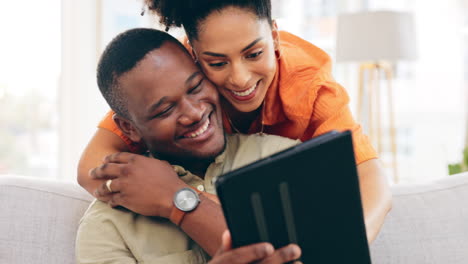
left=78, top=0, right=391, bottom=243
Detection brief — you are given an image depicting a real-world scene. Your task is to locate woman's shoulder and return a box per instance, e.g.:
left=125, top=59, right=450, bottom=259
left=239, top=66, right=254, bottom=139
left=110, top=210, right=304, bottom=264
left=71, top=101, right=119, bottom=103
left=278, top=30, right=331, bottom=75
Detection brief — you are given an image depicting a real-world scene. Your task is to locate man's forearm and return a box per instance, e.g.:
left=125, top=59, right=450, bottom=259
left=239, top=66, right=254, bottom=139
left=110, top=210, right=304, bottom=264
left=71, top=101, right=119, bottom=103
left=357, top=158, right=393, bottom=243
left=180, top=194, right=227, bottom=256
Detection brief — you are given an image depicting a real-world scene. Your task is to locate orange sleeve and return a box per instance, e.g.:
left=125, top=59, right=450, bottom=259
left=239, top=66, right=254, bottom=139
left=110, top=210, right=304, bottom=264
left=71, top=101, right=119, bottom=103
left=302, top=78, right=378, bottom=165
left=97, top=110, right=146, bottom=154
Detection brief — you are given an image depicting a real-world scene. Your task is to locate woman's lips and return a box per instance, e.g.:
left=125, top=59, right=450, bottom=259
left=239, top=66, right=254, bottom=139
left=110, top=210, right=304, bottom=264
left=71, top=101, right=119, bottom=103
left=227, top=81, right=260, bottom=102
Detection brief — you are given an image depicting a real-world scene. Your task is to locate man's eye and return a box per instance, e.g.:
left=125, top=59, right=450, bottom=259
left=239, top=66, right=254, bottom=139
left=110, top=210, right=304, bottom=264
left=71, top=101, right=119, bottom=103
left=246, top=51, right=263, bottom=59
left=155, top=106, right=174, bottom=118
left=189, top=79, right=204, bottom=94
left=208, top=62, right=228, bottom=67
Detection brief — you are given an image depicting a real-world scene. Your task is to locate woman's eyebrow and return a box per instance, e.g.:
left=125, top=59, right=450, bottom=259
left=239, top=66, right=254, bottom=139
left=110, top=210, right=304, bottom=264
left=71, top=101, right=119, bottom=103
left=241, top=37, right=263, bottom=53
left=202, top=37, right=264, bottom=57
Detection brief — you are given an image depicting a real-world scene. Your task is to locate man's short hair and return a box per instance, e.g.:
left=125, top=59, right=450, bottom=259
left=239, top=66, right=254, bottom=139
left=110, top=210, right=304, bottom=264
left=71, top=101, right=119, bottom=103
left=97, top=28, right=184, bottom=118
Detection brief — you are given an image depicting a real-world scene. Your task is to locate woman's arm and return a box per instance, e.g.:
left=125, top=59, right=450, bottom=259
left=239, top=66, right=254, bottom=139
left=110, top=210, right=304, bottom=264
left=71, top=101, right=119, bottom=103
left=356, top=158, right=392, bottom=243
left=77, top=128, right=129, bottom=199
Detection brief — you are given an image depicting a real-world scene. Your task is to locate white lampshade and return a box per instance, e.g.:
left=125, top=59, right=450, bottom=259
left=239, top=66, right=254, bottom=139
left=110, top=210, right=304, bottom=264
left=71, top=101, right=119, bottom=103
left=336, top=11, right=417, bottom=63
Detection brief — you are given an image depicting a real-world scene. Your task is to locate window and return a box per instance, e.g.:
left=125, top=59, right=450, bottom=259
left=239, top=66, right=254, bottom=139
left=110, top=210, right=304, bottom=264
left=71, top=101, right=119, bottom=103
left=0, top=1, right=61, bottom=178
left=276, top=0, right=467, bottom=183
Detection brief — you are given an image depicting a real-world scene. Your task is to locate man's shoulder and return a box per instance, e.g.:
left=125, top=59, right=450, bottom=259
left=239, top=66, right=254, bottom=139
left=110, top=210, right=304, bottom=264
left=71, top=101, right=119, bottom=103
left=79, top=199, right=135, bottom=226
left=227, top=133, right=301, bottom=161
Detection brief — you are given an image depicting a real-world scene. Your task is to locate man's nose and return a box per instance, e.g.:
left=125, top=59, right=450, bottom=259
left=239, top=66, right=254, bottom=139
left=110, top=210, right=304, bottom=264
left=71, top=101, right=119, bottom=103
left=177, top=97, right=205, bottom=126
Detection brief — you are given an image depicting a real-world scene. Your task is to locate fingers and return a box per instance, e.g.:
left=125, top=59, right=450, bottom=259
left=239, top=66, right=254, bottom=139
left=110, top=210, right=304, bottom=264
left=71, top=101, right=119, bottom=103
left=257, top=244, right=301, bottom=264
left=209, top=243, right=274, bottom=264
left=90, top=162, right=125, bottom=180
left=218, top=230, right=232, bottom=254
left=108, top=192, right=124, bottom=208
left=95, top=178, right=121, bottom=197
left=103, top=152, right=136, bottom=164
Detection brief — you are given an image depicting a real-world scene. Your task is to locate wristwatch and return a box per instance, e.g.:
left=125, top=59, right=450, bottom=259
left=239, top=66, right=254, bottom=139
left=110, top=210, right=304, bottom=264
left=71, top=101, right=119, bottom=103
left=170, top=187, right=201, bottom=226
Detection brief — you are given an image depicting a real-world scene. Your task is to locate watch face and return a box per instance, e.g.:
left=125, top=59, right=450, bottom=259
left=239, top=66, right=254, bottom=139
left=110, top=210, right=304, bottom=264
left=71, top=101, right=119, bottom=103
left=174, top=188, right=200, bottom=211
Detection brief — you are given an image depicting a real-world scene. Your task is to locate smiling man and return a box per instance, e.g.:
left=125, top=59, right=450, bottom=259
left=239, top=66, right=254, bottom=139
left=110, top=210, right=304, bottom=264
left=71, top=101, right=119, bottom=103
left=75, top=28, right=302, bottom=264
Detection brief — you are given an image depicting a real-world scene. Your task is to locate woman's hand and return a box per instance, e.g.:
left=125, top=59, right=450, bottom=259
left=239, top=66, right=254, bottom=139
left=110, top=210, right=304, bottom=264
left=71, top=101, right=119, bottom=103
left=209, top=231, right=302, bottom=264
left=90, top=152, right=186, bottom=218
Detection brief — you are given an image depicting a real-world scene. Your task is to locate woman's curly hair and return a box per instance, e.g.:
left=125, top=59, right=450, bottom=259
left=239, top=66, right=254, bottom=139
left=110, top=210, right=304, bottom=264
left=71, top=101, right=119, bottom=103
left=144, top=0, right=272, bottom=41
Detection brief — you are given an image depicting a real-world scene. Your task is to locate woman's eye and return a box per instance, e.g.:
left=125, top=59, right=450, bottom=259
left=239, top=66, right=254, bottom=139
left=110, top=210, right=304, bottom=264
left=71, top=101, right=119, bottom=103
left=208, top=62, right=228, bottom=67
left=246, top=51, right=263, bottom=59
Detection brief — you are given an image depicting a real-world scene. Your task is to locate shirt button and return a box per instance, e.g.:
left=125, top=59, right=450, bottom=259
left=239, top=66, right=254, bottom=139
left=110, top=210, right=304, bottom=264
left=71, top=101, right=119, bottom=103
left=197, top=185, right=205, bottom=192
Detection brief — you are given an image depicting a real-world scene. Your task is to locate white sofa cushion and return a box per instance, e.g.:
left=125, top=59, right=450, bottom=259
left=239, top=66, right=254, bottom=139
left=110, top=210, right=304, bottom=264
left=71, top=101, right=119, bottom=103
left=371, top=172, right=468, bottom=263
left=0, top=176, right=92, bottom=264
left=1, top=172, right=468, bottom=264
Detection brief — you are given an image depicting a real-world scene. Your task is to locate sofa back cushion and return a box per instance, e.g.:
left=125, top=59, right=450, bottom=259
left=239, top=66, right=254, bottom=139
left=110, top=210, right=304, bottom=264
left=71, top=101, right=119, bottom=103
left=0, top=176, right=92, bottom=264
left=371, top=172, right=468, bottom=263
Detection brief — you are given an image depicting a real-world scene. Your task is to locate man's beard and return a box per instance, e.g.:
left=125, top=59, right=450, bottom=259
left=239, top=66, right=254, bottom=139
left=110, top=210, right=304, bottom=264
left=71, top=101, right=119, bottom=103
left=148, top=132, right=227, bottom=167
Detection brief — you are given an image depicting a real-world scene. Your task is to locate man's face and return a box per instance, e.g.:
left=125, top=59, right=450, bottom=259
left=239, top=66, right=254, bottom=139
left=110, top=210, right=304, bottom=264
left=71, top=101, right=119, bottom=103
left=118, top=41, right=225, bottom=162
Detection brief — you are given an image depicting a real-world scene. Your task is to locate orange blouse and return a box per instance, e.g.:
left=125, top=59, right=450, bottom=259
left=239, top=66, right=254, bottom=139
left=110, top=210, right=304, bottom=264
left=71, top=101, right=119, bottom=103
left=98, top=31, right=377, bottom=164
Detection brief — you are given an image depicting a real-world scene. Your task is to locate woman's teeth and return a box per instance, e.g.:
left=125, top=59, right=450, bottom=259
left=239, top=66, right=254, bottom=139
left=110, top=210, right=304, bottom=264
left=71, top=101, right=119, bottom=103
left=187, top=118, right=210, bottom=138
left=231, top=84, right=257, bottom=97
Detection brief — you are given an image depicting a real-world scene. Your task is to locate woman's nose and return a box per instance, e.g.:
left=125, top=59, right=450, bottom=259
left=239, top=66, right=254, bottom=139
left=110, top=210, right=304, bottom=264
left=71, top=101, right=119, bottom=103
left=228, top=61, right=250, bottom=89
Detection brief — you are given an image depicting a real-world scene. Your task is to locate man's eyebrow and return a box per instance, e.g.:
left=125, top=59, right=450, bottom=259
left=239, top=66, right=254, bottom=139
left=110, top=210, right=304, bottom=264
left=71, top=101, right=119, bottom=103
left=185, top=71, right=201, bottom=86
left=147, top=96, right=169, bottom=116
left=202, top=37, right=264, bottom=57
left=202, top=51, right=226, bottom=58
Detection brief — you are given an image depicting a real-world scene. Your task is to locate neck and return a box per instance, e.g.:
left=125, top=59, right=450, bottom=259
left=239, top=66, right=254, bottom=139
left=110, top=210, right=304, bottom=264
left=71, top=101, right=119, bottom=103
left=222, top=98, right=261, bottom=133
left=155, top=153, right=213, bottom=179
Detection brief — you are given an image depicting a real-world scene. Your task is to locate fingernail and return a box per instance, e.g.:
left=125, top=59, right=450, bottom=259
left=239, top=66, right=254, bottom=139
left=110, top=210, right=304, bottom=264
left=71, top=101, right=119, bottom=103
left=284, top=245, right=300, bottom=258
left=264, top=244, right=274, bottom=255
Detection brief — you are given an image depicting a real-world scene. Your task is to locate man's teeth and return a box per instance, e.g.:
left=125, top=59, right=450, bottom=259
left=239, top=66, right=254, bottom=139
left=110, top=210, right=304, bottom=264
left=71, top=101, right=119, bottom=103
left=187, top=119, right=210, bottom=138
left=231, top=84, right=257, bottom=97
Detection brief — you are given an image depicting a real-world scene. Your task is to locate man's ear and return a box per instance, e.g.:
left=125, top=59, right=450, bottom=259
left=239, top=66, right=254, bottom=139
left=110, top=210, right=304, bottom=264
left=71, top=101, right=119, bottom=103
left=271, top=20, right=280, bottom=51
left=113, top=114, right=142, bottom=143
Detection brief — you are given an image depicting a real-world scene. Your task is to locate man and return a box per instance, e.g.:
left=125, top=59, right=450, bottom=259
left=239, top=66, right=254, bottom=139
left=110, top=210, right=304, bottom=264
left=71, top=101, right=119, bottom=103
left=76, top=28, right=302, bottom=263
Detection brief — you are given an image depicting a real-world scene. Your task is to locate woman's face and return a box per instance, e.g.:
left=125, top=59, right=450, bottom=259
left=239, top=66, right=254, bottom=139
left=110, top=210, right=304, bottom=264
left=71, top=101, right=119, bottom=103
left=191, top=7, right=279, bottom=113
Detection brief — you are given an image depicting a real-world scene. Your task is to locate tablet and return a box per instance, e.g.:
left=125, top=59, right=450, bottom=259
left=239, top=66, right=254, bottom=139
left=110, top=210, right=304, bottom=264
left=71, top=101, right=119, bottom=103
left=215, top=130, right=371, bottom=263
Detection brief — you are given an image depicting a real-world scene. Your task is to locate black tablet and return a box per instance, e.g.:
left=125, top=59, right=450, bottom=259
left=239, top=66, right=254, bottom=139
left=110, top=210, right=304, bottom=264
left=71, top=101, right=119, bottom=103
left=215, top=130, right=371, bottom=263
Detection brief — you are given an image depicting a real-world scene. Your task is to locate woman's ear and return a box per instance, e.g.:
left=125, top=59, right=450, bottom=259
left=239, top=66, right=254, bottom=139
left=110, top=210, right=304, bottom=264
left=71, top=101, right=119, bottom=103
left=113, top=114, right=142, bottom=143
left=186, top=39, right=199, bottom=63
left=271, top=20, right=280, bottom=51
left=191, top=48, right=199, bottom=63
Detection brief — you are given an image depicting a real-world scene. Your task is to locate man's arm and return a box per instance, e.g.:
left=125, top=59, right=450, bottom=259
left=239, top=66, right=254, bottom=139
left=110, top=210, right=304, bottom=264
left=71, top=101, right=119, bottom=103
left=356, top=158, right=392, bottom=243
left=92, top=152, right=227, bottom=256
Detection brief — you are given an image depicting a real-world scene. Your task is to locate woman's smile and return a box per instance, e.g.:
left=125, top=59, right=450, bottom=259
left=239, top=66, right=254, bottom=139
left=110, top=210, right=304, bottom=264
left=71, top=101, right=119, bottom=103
left=226, top=80, right=261, bottom=102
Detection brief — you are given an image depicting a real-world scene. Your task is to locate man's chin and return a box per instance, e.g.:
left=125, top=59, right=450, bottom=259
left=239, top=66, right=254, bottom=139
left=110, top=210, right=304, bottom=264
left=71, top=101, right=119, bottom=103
left=157, top=133, right=227, bottom=164
left=187, top=136, right=227, bottom=161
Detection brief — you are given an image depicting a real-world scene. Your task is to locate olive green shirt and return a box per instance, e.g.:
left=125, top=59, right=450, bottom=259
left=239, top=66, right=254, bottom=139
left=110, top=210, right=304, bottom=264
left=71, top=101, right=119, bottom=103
left=76, top=133, right=300, bottom=264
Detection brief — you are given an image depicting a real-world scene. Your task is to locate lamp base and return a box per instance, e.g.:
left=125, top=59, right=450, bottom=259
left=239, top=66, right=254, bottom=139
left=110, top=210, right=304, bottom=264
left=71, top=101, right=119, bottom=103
left=357, top=62, right=398, bottom=183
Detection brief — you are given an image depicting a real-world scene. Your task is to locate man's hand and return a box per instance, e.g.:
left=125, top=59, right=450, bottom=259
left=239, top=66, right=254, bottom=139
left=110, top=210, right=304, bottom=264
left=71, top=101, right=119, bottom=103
left=90, top=152, right=186, bottom=218
left=209, top=231, right=302, bottom=264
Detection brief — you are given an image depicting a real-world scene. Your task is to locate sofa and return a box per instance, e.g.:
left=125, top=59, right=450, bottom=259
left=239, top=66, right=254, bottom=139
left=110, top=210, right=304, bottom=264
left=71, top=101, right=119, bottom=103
left=1, top=172, right=467, bottom=264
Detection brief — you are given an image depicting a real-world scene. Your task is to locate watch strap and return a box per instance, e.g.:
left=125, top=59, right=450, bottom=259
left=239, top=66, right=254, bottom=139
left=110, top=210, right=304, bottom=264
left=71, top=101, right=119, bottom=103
left=169, top=186, right=202, bottom=226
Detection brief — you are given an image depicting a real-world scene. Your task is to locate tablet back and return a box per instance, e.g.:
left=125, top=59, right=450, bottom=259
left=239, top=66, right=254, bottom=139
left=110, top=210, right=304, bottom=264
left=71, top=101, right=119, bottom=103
left=215, top=131, right=371, bottom=263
